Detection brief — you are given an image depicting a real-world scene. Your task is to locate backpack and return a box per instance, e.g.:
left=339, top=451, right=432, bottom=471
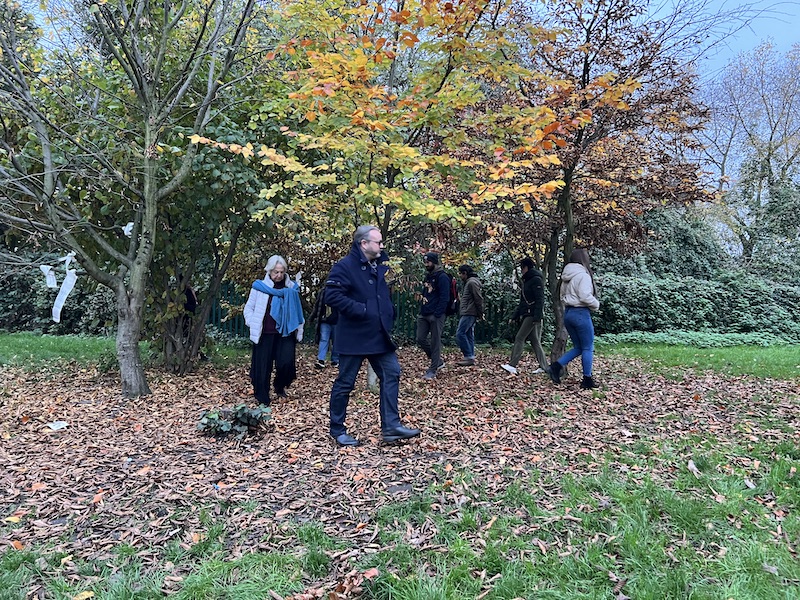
left=445, top=272, right=459, bottom=316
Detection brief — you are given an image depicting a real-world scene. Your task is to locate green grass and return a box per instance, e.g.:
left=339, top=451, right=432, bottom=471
left=0, top=331, right=248, bottom=369
left=602, top=342, right=800, bottom=379
left=0, top=332, right=118, bottom=367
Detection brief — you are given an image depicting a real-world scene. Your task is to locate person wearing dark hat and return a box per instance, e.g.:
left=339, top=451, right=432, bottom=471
left=501, top=257, right=547, bottom=375
left=456, top=264, right=484, bottom=366
left=417, top=251, right=450, bottom=380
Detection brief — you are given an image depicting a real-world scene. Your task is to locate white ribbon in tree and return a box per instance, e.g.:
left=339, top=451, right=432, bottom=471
left=59, top=251, right=76, bottom=270
left=122, top=222, right=134, bottom=237
left=40, top=265, right=58, bottom=288
left=52, top=269, right=77, bottom=323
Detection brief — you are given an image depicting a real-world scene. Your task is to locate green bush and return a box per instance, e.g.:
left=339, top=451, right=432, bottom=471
left=0, top=268, right=116, bottom=335
left=595, top=272, right=800, bottom=341
left=596, top=330, right=791, bottom=348
left=197, top=404, right=271, bottom=439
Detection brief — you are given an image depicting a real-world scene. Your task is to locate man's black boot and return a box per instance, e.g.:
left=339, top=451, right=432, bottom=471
left=383, top=426, right=421, bottom=443
left=580, top=375, right=597, bottom=389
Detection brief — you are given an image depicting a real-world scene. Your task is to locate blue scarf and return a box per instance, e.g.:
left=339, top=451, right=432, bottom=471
left=252, top=280, right=305, bottom=337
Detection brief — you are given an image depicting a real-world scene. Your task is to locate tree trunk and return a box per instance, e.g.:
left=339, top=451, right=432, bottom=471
left=545, top=169, right=577, bottom=364
left=116, top=285, right=151, bottom=397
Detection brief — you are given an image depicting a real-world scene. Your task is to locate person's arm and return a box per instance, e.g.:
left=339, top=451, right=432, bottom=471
left=243, top=288, right=257, bottom=327
left=435, top=271, right=450, bottom=317
left=576, top=273, right=600, bottom=311
left=472, top=280, right=485, bottom=318
left=325, top=264, right=367, bottom=318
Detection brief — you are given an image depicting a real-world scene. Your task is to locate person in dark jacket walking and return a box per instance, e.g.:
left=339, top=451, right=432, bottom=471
left=501, top=257, right=547, bottom=375
left=456, top=264, right=484, bottom=366
left=324, top=225, right=421, bottom=447
left=416, top=252, right=450, bottom=380
left=311, top=285, right=339, bottom=368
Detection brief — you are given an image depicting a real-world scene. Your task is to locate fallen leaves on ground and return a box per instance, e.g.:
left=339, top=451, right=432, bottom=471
left=1, top=348, right=798, bottom=596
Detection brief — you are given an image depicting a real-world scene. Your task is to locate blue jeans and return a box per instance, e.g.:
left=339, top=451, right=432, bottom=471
left=557, top=306, right=594, bottom=376
left=329, top=352, right=403, bottom=437
left=456, top=315, right=476, bottom=359
left=317, top=323, right=339, bottom=362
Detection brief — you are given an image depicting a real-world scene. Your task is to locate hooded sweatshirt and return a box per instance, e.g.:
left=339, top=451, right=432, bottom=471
left=560, top=263, right=600, bottom=311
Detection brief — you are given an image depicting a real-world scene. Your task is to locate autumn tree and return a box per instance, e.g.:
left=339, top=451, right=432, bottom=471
left=697, top=43, right=800, bottom=278
left=484, top=0, right=723, bottom=356
left=0, top=0, right=256, bottom=395
left=252, top=0, right=567, bottom=267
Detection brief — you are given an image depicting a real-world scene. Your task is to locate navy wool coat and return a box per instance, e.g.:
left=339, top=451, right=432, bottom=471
left=325, top=241, right=396, bottom=356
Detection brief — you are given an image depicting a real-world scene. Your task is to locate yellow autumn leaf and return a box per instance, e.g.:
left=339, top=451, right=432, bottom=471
left=72, top=592, right=95, bottom=600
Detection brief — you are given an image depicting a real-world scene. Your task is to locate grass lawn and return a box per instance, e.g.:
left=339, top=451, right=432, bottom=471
left=1, top=334, right=798, bottom=599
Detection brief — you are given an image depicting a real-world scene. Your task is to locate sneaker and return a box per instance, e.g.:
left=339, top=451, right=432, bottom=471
left=436, top=361, right=446, bottom=371
left=331, top=361, right=339, bottom=367
left=456, top=358, right=475, bottom=366
left=531, top=367, right=545, bottom=374
left=422, top=369, right=437, bottom=380
left=501, top=363, right=518, bottom=375
left=315, top=360, right=326, bottom=369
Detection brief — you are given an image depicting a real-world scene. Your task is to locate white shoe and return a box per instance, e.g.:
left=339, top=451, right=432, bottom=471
left=531, top=368, right=544, bottom=374
left=501, top=364, right=517, bottom=375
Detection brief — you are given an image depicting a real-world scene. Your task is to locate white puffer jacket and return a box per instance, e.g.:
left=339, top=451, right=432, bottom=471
left=560, top=263, right=600, bottom=311
left=243, top=277, right=304, bottom=343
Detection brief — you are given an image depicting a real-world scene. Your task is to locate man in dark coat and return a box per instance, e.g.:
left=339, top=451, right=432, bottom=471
left=324, top=225, right=421, bottom=447
left=416, top=251, right=450, bottom=380
left=501, top=257, right=548, bottom=375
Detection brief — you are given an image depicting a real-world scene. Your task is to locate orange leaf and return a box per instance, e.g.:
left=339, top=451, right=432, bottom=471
left=30, top=482, right=46, bottom=492
left=305, top=111, right=317, bottom=122
left=92, top=489, right=106, bottom=504
left=363, top=567, right=380, bottom=579
left=11, top=540, right=23, bottom=550
left=135, top=466, right=151, bottom=476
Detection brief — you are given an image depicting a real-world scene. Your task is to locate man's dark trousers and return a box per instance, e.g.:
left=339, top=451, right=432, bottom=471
left=416, top=314, right=445, bottom=369
left=329, top=352, right=403, bottom=437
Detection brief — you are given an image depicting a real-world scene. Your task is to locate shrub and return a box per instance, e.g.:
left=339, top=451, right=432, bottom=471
left=0, top=268, right=116, bottom=335
left=197, top=404, right=271, bottom=439
left=596, top=330, right=791, bottom=348
left=594, top=272, right=800, bottom=342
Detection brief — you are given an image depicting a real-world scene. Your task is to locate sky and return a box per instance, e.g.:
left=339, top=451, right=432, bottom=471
left=695, top=0, right=800, bottom=75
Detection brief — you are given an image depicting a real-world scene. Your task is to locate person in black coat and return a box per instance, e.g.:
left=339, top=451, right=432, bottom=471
left=324, top=225, right=421, bottom=447
left=501, top=257, right=548, bottom=375
left=416, top=251, right=450, bottom=380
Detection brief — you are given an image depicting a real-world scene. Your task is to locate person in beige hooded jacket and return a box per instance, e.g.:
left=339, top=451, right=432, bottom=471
left=546, top=248, right=600, bottom=389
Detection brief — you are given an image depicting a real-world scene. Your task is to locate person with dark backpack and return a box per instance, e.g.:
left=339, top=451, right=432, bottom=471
left=416, top=252, right=450, bottom=380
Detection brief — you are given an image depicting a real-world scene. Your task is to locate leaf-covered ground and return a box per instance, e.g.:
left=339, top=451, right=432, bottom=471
left=1, top=347, right=798, bottom=594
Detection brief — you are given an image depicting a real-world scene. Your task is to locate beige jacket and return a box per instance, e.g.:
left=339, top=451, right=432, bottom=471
left=560, top=263, right=600, bottom=311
